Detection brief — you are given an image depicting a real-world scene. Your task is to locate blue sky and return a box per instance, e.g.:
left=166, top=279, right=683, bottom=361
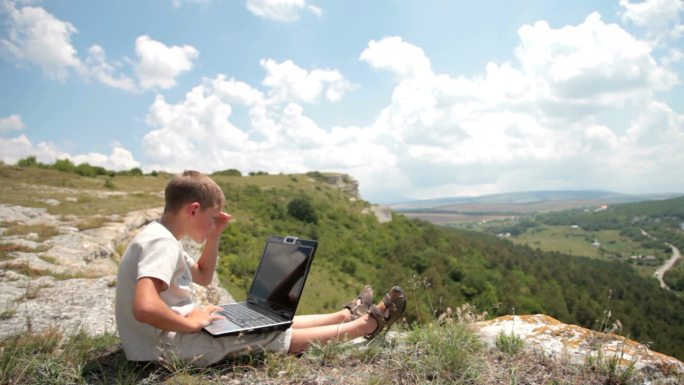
left=1, top=0, right=683, bottom=203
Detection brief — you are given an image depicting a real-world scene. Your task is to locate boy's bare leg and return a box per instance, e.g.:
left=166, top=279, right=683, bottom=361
left=288, top=314, right=377, bottom=353
left=291, top=309, right=351, bottom=328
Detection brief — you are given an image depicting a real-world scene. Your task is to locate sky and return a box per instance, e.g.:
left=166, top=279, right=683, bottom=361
left=0, top=0, right=683, bottom=204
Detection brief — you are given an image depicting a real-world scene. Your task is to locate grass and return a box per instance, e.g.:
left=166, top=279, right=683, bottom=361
left=0, top=165, right=166, bottom=217
left=0, top=308, right=16, bottom=320
left=74, top=216, right=112, bottom=231
left=0, top=243, right=37, bottom=260
left=496, top=330, right=524, bottom=357
left=0, top=318, right=641, bottom=384
left=2, top=260, right=100, bottom=281
left=2, top=223, right=59, bottom=241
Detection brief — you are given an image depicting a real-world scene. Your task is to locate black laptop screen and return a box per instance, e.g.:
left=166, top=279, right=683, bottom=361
left=249, top=239, right=315, bottom=315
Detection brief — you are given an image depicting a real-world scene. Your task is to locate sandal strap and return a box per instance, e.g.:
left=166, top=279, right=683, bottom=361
left=365, top=286, right=407, bottom=340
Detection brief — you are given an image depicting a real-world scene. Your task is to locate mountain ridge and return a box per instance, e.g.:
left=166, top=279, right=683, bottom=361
left=390, top=189, right=682, bottom=212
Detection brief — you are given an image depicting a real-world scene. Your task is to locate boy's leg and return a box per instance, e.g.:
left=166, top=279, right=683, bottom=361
left=291, top=309, right=351, bottom=328
left=288, top=315, right=377, bottom=353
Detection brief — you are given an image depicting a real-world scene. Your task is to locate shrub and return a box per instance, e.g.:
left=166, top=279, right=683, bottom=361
left=17, top=155, right=38, bottom=167
left=213, top=169, right=242, bottom=177
left=287, top=197, right=318, bottom=224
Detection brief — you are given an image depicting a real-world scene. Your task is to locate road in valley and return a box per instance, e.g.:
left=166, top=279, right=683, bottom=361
left=654, top=244, right=681, bottom=290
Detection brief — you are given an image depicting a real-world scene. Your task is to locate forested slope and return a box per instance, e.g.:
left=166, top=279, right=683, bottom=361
left=211, top=173, right=684, bottom=360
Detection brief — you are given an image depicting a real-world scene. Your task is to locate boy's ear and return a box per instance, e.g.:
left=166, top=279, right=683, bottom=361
left=186, top=202, right=201, bottom=217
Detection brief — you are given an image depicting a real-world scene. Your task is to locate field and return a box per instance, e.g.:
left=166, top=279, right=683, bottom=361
left=506, top=225, right=667, bottom=278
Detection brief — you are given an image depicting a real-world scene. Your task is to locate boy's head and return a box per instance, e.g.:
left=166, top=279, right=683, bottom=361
left=164, top=170, right=225, bottom=214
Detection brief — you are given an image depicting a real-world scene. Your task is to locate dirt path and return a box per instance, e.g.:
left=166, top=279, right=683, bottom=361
left=654, top=244, right=681, bottom=290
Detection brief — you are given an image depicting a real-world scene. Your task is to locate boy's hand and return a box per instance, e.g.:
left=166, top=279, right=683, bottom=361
left=186, top=305, right=225, bottom=331
left=209, top=212, right=232, bottom=238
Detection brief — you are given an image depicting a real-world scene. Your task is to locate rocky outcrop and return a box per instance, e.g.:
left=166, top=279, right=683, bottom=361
left=324, top=174, right=360, bottom=198
left=0, top=204, right=232, bottom=339
left=362, top=205, right=393, bottom=223
left=473, top=314, right=684, bottom=384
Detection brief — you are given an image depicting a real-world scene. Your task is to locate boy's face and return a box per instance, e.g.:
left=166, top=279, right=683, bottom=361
left=188, top=204, right=221, bottom=243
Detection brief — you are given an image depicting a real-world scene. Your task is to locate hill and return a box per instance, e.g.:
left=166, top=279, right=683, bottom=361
left=1, top=164, right=684, bottom=364
left=390, top=190, right=680, bottom=211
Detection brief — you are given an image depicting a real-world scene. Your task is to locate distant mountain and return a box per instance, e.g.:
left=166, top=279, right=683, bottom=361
left=389, top=190, right=682, bottom=212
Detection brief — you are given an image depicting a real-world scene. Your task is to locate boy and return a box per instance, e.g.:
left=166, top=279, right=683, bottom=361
left=115, top=170, right=405, bottom=366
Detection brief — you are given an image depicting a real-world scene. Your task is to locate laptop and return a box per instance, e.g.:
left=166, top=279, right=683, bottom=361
left=203, top=235, right=318, bottom=337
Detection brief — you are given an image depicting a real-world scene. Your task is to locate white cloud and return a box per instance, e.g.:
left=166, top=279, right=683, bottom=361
left=134, top=35, right=199, bottom=90
left=619, top=0, right=684, bottom=43
left=626, top=101, right=684, bottom=147
left=0, top=3, right=196, bottom=92
left=0, top=114, right=25, bottom=132
left=70, top=144, right=140, bottom=170
left=135, top=11, right=683, bottom=202
left=0, top=135, right=61, bottom=164
left=360, top=36, right=432, bottom=79
left=245, top=0, right=321, bottom=22
left=515, top=12, right=677, bottom=108
left=140, top=71, right=395, bottom=183
left=84, top=45, right=137, bottom=92
left=260, top=58, right=352, bottom=103
left=352, top=14, right=684, bottom=201
left=143, top=83, right=251, bottom=170
left=210, top=74, right=264, bottom=106
left=1, top=1, right=82, bottom=79
left=0, top=134, right=139, bottom=170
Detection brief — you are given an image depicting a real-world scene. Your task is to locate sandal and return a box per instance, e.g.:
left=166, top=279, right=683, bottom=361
left=366, top=286, right=406, bottom=340
left=344, top=285, right=374, bottom=321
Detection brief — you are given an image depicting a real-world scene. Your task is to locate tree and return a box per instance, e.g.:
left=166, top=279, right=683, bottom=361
left=17, top=156, right=38, bottom=167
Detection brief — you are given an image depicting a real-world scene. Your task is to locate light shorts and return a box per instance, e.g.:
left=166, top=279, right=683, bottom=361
left=158, top=328, right=293, bottom=367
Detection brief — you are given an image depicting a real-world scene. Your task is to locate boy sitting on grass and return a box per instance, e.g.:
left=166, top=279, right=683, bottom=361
left=115, top=170, right=406, bottom=366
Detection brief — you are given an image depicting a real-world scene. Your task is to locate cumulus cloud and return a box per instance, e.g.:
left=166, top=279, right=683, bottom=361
left=140, top=68, right=395, bottom=185
left=515, top=13, right=677, bottom=108
left=0, top=114, right=25, bottom=132
left=245, top=0, right=321, bottom=22
left=0, top=135, right=62, bottom=164
left=360, top=36, right=432, bottom=79
left=134, top=11, right=683, bottom=202
left=619, top=0, right=684, bottom=43
left=1, top=1, right=82, bottom=79
left=69, top=144, right=140, bottom=170
left=352, top=12, right=683, bottom=200
left=134, top=35, right=199, bottom=90
left=260, top=59, right=352, bottom=103
left=0, top=134, right=139, bottom=170
left=0, top=3, right=197, bottom=92
left=84, top=45, right=137, bottom=91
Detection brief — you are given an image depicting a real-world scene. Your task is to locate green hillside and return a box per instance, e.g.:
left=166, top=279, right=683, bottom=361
left=2, top=163, right=683, bottom=360
left=207, top=173, right=684, bottom=360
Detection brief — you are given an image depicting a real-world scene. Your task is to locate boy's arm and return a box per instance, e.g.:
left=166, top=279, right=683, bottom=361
left=192, top=212, right=231, bottom=286
left=133, top=277, right=223, bottom=332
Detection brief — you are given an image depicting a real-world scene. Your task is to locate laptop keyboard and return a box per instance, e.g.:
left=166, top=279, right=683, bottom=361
left=219, top=304, right=277, bottom=327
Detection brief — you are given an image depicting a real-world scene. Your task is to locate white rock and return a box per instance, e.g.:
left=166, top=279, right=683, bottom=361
left=473, top=314, right=684, bottom=383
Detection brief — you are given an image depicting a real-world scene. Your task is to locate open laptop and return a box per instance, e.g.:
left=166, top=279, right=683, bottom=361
left=203, top=235, right=318, bottom=337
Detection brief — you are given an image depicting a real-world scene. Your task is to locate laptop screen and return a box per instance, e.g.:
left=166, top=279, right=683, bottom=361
left=248, top=237, right=317, bottom=318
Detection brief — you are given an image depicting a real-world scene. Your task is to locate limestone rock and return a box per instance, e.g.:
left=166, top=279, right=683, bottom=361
left=362, top=205, right=393, bottom=223
left=0, top=204, right=235, bottom=339
left=473, top=314, right=684, bottom=384
left=324, top=174, right=360, bottom=198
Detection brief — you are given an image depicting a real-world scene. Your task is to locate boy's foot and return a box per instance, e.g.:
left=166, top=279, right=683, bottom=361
left=366, top=286, right=406, bottom=340
left=344, top=285, right=374, bottom=321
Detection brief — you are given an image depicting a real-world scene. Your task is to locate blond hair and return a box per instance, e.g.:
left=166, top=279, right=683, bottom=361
left=164, top=170, right=225, bottom=213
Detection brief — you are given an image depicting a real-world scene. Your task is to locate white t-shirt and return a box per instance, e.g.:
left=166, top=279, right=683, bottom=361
left=115, top=221, right=196, bottom=361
